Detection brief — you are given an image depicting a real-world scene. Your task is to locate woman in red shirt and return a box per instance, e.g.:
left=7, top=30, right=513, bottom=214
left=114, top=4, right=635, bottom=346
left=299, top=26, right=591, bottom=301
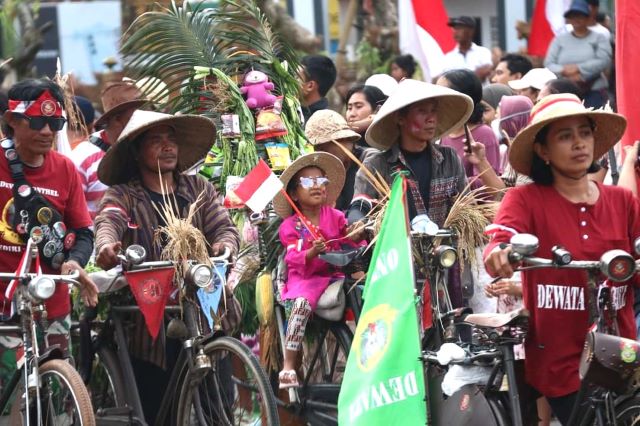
left=484, top=94, right=640, bottom=425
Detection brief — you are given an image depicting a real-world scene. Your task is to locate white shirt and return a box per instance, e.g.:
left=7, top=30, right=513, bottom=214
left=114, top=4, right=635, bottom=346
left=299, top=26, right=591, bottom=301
left=441, top=43, right=493, bottom=75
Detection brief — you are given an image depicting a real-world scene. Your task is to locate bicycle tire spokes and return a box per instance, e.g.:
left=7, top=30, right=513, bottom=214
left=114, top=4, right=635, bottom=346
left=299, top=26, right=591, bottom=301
left=178, top=339, right=275, bottom=425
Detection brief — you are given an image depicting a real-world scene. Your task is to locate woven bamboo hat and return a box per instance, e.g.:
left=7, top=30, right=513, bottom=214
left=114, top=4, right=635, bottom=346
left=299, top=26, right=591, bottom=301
left=95, top=79, right=149, bottom=128
left=273, top=152, right=346, bottom=218
left=509, top=94, right=627, bottom=176
left=98, top=110, right=215, bottom=185
left=365, top=79, right=474, bottom=150
left=305, top=109, right=361, bottom=146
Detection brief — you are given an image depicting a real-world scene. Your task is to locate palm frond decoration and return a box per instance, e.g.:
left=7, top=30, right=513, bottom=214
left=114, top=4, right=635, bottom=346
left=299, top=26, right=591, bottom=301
left=121, top=0, right=308, bottom=176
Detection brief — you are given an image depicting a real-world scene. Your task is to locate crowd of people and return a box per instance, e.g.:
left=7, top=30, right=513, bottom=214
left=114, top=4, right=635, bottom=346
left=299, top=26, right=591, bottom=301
left=0, top=0, right=633, bottom=424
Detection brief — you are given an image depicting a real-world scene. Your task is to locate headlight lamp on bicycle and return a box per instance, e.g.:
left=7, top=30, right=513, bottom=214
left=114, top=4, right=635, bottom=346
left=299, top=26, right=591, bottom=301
left=600, top=250, right=635, bottom=282
left=187, top=264, right=213, bottom=288
left=27, top=276, right=56, bottom=301
left=433, top=245, right=457, bottom=268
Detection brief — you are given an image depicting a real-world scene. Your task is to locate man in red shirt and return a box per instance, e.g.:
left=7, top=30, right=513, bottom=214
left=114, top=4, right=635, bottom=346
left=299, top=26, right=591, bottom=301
left=0, top=79, right=98, bottom=387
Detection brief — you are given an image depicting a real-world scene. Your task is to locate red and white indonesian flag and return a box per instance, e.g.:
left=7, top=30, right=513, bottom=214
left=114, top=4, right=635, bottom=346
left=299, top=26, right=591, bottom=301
left=528, top=0, right=571, bottom=57
left=398, top=0, right=455, bottom=81
left=229, top=159, right=282, bottom=213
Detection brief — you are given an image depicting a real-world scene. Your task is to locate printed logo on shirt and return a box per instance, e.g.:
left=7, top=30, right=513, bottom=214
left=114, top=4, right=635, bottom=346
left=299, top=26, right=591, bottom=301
left=0, top=180, right=59, bottom=197
left=610, top=285, right=628, bottom=310
left=537, top=283, right=629, bottom=312
left=537, top=284, right=585, bottom=311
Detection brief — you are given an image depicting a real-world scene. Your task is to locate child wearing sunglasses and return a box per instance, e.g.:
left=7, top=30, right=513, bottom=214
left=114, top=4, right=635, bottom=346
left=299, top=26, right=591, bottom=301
left=272, top=152, right=364, bottom=389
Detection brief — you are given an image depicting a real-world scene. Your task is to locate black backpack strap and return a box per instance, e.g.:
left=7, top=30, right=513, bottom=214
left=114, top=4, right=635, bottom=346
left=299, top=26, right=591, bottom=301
left=0, top=138, right=25, bottom=181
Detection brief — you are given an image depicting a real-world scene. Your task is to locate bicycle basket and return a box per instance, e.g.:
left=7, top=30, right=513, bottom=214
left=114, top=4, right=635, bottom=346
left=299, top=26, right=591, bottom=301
left=579, top=331, right=640, bottom=393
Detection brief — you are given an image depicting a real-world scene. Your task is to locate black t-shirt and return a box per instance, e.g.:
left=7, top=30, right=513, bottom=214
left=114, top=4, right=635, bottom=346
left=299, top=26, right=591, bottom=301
left=401, top=148, right=432, bottom=218
left=145, top=189, right=189, bottom=246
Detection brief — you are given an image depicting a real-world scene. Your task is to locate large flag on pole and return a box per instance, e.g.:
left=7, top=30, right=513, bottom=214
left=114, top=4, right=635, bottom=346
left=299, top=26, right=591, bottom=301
left=528, top=0, right=571, bottom=57
left=338, top=176, right=427, bottom=425
left=616, top=1, right=640, bottom=151
left=398, top=0, right=455, bottom=81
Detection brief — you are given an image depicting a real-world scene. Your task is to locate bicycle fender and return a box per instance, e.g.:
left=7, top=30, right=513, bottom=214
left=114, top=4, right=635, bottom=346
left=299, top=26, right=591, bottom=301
left=37, top=345, right=64, bottom=365
left=198, top=329, right=227, bottom=346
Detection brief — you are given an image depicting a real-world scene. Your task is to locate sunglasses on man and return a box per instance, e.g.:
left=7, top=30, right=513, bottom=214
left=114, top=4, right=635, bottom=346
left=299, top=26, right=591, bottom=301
left=298, top=176, right=330, bottom=189
left=16, top=113, right=67, bottom=132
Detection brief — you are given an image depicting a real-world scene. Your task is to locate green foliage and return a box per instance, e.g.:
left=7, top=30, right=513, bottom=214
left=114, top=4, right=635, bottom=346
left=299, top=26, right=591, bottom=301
left=121, top=0, right=307, bottom=181
left=355, top=39, right=387, bottom=81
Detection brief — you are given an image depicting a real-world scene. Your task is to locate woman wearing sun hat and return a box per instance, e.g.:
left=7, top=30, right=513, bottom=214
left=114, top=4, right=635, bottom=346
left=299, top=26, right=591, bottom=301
left=273, top=152, right=364, bottom=388
left=484, top=94, right=640, bottom=424
left=350, top=79, right=473, bottom=227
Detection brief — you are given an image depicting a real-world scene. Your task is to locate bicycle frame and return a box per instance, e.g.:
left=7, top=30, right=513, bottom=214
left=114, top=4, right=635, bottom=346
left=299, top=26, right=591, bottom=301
left=0, top=238, right=82, bottom=422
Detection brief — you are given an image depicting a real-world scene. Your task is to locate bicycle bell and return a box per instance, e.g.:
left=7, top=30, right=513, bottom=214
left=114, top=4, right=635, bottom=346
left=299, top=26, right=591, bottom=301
left=125, top=245, right=147, bottom=265
left=634, top=237, right=640, bottom=256
left=509, top=233, right=539, bottom=256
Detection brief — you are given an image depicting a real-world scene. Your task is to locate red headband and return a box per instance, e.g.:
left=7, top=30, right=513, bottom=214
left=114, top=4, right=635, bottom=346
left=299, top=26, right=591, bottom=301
left=8, top=90, right=63, bottom=118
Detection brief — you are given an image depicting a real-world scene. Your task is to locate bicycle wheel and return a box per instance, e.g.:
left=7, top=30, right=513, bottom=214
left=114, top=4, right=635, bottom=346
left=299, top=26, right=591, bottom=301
left=301, top=322, right=353, bottom=393
left=579, top=394, right=640, bottom=425
left=12, top=359, right=96, bottom=426
left=87, top=346, right=127, bottom=413
left=176, top=336, right=279, bottom=426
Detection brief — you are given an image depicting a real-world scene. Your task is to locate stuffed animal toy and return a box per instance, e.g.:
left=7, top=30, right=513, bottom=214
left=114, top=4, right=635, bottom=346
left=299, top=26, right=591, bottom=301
left=241, top=70, right=276, bottom=109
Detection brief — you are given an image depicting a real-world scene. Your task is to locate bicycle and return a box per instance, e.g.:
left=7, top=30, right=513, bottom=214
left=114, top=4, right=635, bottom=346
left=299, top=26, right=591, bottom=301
left=0, top=236, right=95, bottom=425
left=77, top=244, right=279, bottom=425
left=506, top=233, right=640, bottom=425
left=247, top=210, right=364, bottom=426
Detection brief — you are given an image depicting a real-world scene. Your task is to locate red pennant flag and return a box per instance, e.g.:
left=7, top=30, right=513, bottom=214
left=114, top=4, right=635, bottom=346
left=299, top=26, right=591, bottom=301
left=125, top=266, right=176, bottom=340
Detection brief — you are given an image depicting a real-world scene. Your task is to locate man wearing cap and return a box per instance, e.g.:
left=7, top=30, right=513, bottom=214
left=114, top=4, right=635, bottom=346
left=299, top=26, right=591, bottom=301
left=0, top=79, right=98, bottom=386
left=441, top=16, right=493, bottom=82
left=350, top=79, right=472, bottom=228
left=508, top=68, right=557, bottom=104
left=94, top=109, right=239, bottom=422
left=305, top=109, right=375, bottom=211
left=69, top=79, right=149, bottom=220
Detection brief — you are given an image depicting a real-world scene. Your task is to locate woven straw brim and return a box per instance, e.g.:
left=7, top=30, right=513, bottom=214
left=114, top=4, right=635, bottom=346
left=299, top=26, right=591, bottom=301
left=273, top=152, right=346, bottom=218
left=95, top=99, right=149, bottom=128
left=365, top=80, right=474, bottom=150
left=509, top=111, right=627, bottom=176
left=98, top=111, right=215, bottom=185
left=309, top=128, right=361, bottom=146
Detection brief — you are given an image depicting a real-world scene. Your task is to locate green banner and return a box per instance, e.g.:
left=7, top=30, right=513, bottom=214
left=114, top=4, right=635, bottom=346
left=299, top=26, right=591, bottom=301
left=338, top=176, right=427, bottom=425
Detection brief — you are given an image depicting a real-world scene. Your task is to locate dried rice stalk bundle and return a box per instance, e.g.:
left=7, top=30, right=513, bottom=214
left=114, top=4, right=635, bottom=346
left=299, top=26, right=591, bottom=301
left=200, top=75, right=235, bottom=115
left=442, top=178, right=501, bottom=272
left=153, top=176, right=211, bottom=281
left=331, top=140, right=390, bottom=197
left=53, top=60, right=85, bottom=137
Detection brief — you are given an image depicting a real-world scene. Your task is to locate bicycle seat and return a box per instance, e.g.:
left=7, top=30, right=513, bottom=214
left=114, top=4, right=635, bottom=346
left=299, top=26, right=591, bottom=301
left=90, top=269, right=128, bottom=294
left=318, top=247, right=365, bottom=267
left=463, top=308, right=529, bottom=328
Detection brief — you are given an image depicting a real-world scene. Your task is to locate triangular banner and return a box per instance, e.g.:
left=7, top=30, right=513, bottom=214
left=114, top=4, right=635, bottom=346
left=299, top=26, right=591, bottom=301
left=125, top=266, right=176, bottom=340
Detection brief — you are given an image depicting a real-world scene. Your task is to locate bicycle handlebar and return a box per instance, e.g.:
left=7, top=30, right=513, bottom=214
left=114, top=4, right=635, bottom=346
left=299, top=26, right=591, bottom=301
left=0, top=270, right=81, bottom=286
